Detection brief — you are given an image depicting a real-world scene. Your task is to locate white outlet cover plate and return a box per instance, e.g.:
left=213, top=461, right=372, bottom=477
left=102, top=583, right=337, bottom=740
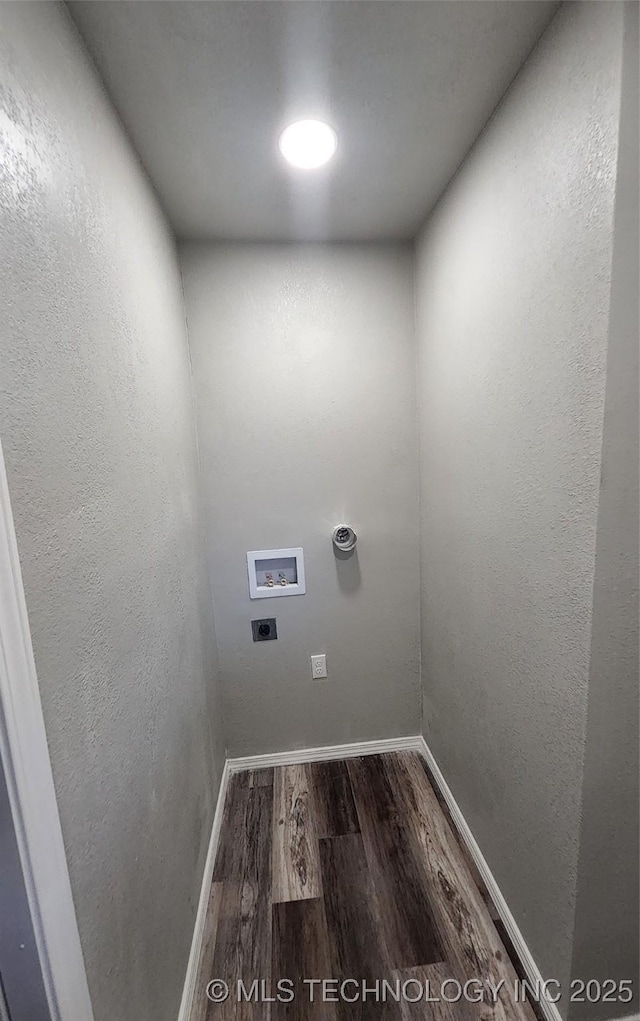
left=310, top=654, right=327, bottom=679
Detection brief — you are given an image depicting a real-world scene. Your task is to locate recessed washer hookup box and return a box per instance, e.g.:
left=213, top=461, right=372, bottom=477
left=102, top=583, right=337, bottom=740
left=246, top=547, right=306, bottom=599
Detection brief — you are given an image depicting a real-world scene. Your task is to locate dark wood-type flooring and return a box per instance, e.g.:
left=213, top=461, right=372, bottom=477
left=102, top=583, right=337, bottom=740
left=191, top=751, right=538, bottom=1021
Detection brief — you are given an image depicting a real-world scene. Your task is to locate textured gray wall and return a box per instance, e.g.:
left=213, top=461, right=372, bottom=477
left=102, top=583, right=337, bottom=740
left=181, top=243, right=420, bottom=756
left=0, top=5, right=225, bottom=1020
left=569, top=3, right=639, bottom=1011
left=414, top=1, right=623, bottom=1000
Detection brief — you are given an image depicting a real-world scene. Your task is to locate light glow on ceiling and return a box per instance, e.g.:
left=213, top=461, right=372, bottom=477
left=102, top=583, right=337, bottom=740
left=278, top=119, right=338, bottom=169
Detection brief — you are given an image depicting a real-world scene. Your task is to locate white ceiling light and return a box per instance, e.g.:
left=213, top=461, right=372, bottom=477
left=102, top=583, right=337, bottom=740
left=278, top=119, right=338, bottom=169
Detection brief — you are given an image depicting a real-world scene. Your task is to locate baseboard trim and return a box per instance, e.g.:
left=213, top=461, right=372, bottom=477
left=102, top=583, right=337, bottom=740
left=417, top=736, right=564, bottom=1021
left=177, top=759, right=230, bottom=1021
left=227, top=734, right=423, bottom=773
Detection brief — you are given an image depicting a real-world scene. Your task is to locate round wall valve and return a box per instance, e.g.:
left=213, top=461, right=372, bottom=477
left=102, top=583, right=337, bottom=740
left=332, top=524, right=357, bottom=552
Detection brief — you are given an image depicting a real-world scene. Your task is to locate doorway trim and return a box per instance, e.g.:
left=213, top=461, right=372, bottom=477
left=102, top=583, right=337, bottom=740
left=0, top=441, right=94, bottom=1021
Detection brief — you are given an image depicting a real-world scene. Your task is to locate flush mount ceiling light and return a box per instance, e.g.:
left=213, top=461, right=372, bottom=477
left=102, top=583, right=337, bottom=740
left=278, top=119, right=338, bottom=169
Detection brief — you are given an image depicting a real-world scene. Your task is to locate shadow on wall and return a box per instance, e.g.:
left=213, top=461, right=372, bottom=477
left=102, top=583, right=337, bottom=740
left=334, top=546, right=362, bottom=594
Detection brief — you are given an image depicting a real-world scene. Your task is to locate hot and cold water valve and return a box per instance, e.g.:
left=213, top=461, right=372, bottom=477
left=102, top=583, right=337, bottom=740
left=246, top=548, right=306, bottom=599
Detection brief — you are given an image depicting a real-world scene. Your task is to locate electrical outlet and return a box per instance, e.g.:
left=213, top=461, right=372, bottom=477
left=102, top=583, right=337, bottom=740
left=251, top=618, right=277, bottom=642
left=310, top=654, right=327, bottom=679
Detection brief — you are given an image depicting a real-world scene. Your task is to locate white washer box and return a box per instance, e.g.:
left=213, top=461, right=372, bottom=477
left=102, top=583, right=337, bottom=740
left=246, top=548, right=306, bottom=599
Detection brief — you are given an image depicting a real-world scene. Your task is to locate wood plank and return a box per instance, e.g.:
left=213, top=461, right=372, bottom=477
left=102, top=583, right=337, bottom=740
left=309, top=759, right=347, bottom=786
left=229, top=769, right=274, bottom=789
left=212, top=774, right=249, bottom=882
left=272, top=763, right=321, bottom=903
left=272, top=899, right=336, bottom=1021
left=312, top=773, right=360, bottom=839
left=208, top=786, right=273, bottom=1020
left=392, top=961, right=492, bottom=1021
left=398, top=965, right=451, bottom=1021
left=491, top=920, right=549, bottom=1021
left=385, top=753, right=537, bottom=1021
left=319, top=833, right=401, bottom=1020
left=347, top=755, right=443, bottom=969
left=418, top=758, right=498, bottom=920
left=191, top=883, right=224, bottom=1021
left=248, top=768, right=274, bottom=788
left=239, top=785, right=273, bottom=978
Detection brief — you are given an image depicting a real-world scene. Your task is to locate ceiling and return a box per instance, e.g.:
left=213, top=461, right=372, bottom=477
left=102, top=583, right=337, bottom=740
left=68, top=1, right=558, bottom=242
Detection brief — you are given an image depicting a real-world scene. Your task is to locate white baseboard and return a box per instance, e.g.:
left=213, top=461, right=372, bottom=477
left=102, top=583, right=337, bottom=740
left=177, top=759, right=230, bottom=1021
left=418, top=736, right=564, bottom=1021
left=227, top=734, right=423, bottom=772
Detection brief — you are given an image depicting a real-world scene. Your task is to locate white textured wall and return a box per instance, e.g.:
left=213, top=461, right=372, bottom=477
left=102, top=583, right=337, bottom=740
left=0, top=5, right=225, bottom=1020
left=414, top=1, right=623, bottom=997
left=569, top=3, right=639, bottom=1010
left=181, top=243, right=420, bottom=756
